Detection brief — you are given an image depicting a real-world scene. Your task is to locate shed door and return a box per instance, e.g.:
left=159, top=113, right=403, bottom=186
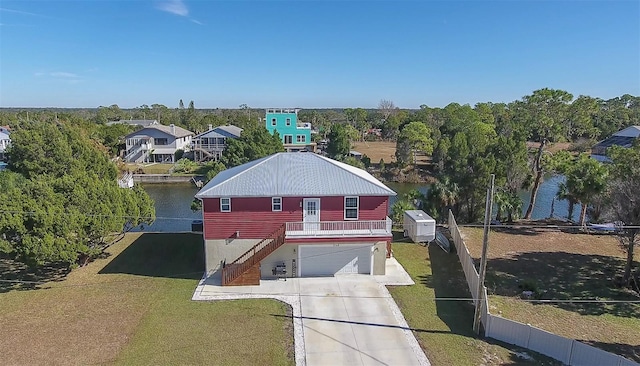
left=299, top=244, right=372, bottom=276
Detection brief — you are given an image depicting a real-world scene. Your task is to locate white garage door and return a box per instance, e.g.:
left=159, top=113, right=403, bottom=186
left=299, top=244, right=372, bottom=276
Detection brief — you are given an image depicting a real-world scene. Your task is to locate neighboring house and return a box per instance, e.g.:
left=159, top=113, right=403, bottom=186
left=591, top=126, right=640, bottom=163
left=0, top=130, right=10, bottom=161
left=124, top=124, right=193, bottom=163
left=0, top=125, right=10, bottom=135
left=194, top=152, right=396, bottom=286
left=106, top=119, right=159, bottom=127
left=265, top=108, right=317, bottom=152
left=192, top=124, right=243, bottom=162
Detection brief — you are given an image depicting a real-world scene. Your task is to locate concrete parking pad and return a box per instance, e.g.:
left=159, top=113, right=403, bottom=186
left=193, top=258, right=430, bottom=366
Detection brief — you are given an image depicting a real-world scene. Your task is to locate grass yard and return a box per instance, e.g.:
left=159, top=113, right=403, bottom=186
left=460, top=226, right=640, bottom=362
left=0, top=233, right=293, bottom=366
left=388, top=241, right=561, bottom=365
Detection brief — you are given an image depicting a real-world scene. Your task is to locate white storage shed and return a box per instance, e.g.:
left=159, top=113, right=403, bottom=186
left=403, top=210, right=436, bottom=243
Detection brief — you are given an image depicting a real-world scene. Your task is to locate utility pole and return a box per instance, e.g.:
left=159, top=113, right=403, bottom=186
left=473, top=174, right=495, bottom=335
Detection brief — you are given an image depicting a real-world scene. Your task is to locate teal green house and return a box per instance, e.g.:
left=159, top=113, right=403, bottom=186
left=265, top=108, right=316, bottom=152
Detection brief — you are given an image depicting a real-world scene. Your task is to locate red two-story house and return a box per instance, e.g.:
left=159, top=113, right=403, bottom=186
left=195, top=152, right=396, bottom=286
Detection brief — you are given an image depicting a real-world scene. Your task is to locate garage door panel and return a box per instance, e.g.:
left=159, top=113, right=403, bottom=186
left=300, top=245, right=371, bottom=276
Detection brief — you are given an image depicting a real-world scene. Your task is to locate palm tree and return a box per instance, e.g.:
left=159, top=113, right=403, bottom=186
left=429, top=176, right=459, bottom=223
left=556, top=182, right=577, bottom=222
left=495, top=190, right=523, bottom=223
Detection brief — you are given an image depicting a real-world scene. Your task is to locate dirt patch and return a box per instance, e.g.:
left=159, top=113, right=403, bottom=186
left=352, top=141, right=396, bottom=163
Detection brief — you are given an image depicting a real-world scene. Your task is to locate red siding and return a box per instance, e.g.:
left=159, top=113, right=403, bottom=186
left=319, top=196, right=388, bottom=221
left=203, top=196, right=390, bottom=240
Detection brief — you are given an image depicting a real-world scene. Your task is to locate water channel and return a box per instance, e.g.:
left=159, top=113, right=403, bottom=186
left=141, top=175, right=578, bottom=233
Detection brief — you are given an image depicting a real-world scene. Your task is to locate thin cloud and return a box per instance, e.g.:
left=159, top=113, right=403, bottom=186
left=156, top=0, right=188, bottom=17
left=35, top=71, right=83, bottom=83
left=50, top=72, right=79, bottom=78
left=0, top=7, right=48, bottom=18
left=190, top=19, right=203, bottom=25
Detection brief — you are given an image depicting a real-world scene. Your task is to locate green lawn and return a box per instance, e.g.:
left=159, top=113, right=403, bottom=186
left=0, top=233, right=294, bottom=366
left=124, top=163, right=175, bottom=174
left=388, top=242, right=561, bottom=366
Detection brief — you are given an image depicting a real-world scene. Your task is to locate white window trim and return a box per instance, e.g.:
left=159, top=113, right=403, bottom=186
left=344, top=196, right=359, bottom=220
left=220, top=197, right=231, bottom=212
left=296, top=135, right=306, bottom=143
left=272, top=197, right=282, bottom=212
left=284, top=134, right=293, bottom=144
left=271, top=118, right=277, bottom=126
left=286, top=118, right=291, bottom=126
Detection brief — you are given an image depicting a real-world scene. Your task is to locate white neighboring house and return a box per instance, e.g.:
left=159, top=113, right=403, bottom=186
left=192, top=124, right=243, bottom=162
left=591, top=125, right=640, bottom=163
left=0, top=127, right=11, bottom=161
left=124, top=124, right=194, bottom=163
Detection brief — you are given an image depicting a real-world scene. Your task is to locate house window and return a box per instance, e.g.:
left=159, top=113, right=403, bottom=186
left=220, top=198, right=231, bottom=212
left=271, top=118, right=277, bottom=126
left=344, top=196, right=359, bottom=220
left=284, top=135, right=293, bottom=144
left=296, top=135, right=306, bottom=143
left=272, top=197, right=282, bottom=212
left=286, top=118, right=291, bottom=126
left=155, top=138, right=168, bottom=145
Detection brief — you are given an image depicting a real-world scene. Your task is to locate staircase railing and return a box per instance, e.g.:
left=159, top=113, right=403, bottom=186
left=124, top=146, right=140, bottom=162
left=221, top=224, right=286, bottom=286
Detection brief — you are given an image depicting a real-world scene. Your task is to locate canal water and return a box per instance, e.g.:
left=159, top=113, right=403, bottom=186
left=139, top=183, right=202, bottom=232
left=141, top=176, right=578, bottom=232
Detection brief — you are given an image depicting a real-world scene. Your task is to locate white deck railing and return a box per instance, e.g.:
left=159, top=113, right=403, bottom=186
left=285, top=218, right=392, bottom=238
left=193, top=143, right=226, bottom=151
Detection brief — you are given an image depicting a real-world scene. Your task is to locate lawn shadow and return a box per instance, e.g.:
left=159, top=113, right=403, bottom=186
left=99, top=233, right=204, bottom=280
left=490, top=217, right=592, bottom=237
left=486, top=251, right=640, bottom=318
left=0, top=255, right=71, bottom=293
left=419, top=245, right=563, bottom=365
left=577, top=339, right=640, bottom=363
left=492, top=226, right=544, bottom=236
left=418, top=244, right=477, bottom=338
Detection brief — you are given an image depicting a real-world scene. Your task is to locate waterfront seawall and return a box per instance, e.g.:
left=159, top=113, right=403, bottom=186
left=133, top=174, right=204, bottom=184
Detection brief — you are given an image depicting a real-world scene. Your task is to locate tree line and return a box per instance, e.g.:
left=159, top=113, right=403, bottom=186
left=0, top=117, right=155, bottom=268
left=0, top=89, right=638, bottom=281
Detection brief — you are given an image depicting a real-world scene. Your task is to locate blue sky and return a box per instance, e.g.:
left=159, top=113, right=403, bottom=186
left=0, top=0, right=638, bottom=108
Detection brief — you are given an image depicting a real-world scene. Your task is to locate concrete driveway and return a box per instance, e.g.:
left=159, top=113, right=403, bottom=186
left=193, top=259, right=430, bottom=366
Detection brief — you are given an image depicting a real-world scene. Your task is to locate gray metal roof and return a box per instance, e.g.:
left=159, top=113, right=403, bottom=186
left=593, top=126, right=640, bottom=151
left=125, top=124, right=194, bottom=138
left=194, top=130, right=227, bottom=139
left=215, top=125, right=243, bottom=138
left=194, top=125, right=243, bottom=139
left=613, top=126, right=640, bottom=138
left=195, top=152, right=396, bottom=198
left=152, top=124, right=193, bottom=137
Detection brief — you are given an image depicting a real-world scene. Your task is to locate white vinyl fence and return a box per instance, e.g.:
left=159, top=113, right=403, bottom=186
left=447, top=210, right=638, bottom=366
